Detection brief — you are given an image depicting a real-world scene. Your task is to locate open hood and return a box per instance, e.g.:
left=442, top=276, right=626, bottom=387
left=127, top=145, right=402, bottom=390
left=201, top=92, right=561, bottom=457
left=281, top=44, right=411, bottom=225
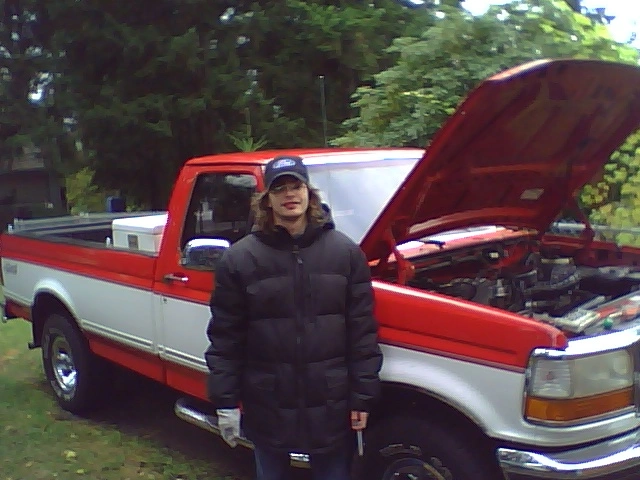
left=361, top=59, right=640, bottom=262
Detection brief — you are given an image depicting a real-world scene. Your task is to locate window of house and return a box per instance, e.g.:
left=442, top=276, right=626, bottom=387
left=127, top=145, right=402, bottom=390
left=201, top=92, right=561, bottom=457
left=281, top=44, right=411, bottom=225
left=181, top=172, right=257, bottom=249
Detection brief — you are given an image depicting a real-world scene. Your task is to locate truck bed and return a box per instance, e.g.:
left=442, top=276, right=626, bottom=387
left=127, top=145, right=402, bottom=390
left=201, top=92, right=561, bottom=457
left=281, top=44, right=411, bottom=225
left=1, top=211, right=163, bottom=323
left=8, top=211, right=165, bottom=246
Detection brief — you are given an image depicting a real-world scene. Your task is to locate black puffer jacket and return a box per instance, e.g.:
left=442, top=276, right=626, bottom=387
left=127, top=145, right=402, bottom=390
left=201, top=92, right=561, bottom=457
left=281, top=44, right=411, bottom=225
left=204, top=217, right=382, bottom=454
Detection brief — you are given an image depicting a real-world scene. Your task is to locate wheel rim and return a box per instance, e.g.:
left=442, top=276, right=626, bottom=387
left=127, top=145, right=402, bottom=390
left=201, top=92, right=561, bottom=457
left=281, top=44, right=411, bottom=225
left=381, top=457, right=448, bottom=480
left=51, top=335, right=77, bottom=395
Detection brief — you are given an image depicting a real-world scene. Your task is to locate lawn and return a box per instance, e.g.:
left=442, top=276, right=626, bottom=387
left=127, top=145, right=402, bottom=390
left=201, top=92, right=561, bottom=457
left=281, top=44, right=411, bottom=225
left=0, top=319, right=256, bottom=480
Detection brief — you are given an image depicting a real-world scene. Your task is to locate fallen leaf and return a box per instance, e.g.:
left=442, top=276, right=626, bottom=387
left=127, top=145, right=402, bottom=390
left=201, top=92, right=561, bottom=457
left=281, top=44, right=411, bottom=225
left=0, top=348, right=19, bottom=362
left=64, top=450, right=77, bottom=460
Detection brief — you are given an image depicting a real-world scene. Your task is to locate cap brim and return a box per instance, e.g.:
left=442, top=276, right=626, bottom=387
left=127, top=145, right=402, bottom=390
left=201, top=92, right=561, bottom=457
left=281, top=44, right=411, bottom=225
left=267, top=172, right=308, bottom=190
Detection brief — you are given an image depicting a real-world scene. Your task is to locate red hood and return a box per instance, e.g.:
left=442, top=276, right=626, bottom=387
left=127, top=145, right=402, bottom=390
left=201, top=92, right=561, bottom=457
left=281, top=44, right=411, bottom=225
left=361, top=59, right=640, bottom=262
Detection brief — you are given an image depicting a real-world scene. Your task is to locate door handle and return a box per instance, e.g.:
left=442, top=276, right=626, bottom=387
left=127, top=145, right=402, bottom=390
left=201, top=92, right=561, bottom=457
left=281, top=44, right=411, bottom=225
left=163, top=273, right=189, bottom=284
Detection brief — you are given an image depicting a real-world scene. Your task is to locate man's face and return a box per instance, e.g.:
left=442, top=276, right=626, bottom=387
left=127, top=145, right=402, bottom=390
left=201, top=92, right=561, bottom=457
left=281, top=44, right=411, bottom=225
left=267, top=176, right=309, bottom=222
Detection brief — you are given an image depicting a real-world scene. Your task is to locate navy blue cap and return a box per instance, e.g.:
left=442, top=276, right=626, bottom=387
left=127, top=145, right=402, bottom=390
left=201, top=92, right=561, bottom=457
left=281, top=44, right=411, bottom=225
left=264, top=155, right=309, bottom=190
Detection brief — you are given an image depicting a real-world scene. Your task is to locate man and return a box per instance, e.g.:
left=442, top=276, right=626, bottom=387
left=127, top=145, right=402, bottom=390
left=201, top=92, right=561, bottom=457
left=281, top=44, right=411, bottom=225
left=204, top=155, right=383, bottom=480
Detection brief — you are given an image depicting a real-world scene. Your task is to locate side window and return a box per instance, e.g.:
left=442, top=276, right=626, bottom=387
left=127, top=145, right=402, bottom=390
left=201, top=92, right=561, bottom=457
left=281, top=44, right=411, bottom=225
left=180, top=173, right=257, bottom=261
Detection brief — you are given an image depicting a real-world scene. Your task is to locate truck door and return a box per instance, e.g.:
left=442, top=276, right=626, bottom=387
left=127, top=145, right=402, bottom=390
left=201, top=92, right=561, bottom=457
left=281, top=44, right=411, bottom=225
left=154, top=164, right=260, bottom=399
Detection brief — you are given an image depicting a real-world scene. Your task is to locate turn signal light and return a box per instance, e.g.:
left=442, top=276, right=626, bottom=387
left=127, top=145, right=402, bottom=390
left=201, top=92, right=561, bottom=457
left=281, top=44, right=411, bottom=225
left=525, top=387, right=634, bottom=423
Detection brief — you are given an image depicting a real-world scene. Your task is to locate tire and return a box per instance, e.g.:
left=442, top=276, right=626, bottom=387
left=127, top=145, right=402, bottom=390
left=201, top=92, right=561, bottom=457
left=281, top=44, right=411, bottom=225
left=41, top=313, right=102, bottom=414
left=353, top=415, right=499, bottom=480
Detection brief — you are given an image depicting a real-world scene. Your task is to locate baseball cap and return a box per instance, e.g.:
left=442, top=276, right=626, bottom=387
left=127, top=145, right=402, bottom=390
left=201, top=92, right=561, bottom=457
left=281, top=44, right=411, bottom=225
left=264, top=155, right=309, bottom=191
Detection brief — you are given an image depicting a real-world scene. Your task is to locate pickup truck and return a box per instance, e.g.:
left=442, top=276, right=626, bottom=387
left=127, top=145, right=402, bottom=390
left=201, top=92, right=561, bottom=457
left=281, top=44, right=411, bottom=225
left=3, top=58, right=640, bottom=480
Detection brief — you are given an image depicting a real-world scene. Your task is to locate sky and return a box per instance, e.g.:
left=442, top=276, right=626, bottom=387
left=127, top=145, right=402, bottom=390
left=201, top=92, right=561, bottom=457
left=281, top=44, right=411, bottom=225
left=461, top=0, right=640, bottom=47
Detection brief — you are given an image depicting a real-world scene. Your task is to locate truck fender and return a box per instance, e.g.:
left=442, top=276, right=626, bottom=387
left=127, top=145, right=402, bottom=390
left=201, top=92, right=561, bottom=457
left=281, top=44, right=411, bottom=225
left=379, top=344, right=524, bottom=438
left=33, top=279, right=78, bottom=318
left=30, top=279, right=80, bottom=347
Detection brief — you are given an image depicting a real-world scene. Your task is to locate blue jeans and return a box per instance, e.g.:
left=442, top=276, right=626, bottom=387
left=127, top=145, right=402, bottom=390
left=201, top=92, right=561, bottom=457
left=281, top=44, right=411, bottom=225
left=254, top=446, right=351, bottom=480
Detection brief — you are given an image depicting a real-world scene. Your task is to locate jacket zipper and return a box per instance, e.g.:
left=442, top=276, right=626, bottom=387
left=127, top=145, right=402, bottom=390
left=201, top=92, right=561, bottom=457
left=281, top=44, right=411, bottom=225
left=292, top=244, right=307, bottom=446
left=293, top=243, right=303, bottom=350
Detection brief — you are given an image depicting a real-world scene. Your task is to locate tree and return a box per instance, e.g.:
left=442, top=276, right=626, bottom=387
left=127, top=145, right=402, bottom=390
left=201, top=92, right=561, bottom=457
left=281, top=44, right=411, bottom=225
left=0, top=0, right=71, bottom=172
left=47, top=0, right=430, bottom=209
left=64, top=167, right=105, bottom=214
left=332, top=0, right=639, bottom=148
left=47, top=1, right=236, bottom=208
left=564, top=0, right=581, bottom=11
left=578, top=131, right=640, bottom=245
left=236, top=0, right=434, bottom=147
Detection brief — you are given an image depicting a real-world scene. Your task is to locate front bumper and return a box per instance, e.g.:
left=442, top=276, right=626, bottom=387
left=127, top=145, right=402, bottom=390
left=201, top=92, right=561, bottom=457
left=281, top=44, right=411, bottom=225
left=498, top=427, right=640, bottom=479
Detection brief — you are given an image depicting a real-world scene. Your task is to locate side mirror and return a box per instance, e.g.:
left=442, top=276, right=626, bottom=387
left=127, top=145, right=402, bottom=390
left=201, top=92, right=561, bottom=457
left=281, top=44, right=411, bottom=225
left=181, top=238, right=230, bottom=270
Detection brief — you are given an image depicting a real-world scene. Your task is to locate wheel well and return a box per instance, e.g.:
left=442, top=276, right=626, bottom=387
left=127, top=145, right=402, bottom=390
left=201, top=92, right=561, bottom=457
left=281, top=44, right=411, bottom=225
left=374, top=382, right=498, bottom=454
left=31, top=293, right=75, bottom=348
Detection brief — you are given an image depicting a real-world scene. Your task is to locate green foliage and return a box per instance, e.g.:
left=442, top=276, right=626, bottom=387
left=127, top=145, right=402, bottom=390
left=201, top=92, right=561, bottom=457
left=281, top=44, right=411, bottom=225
left=228, top=132, right=269, bottom=152
left=42, top=0, right=428, bottom=209
left=0, top=0, right=72, bottom=173
left=227, top=107, right=269, bottom=152
left=5, top=0, right=640, bottom=231
left=580, top=130, right=640, bottom=246
left=240, top=0, right=433, bottom=146
left=65, top=167, right=106, bottom=214
left=332, top=0, right=639, bottom=147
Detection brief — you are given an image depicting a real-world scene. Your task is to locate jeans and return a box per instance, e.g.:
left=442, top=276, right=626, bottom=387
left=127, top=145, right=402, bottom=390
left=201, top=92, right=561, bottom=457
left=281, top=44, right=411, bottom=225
left=254, top=445, right=352, bottom=480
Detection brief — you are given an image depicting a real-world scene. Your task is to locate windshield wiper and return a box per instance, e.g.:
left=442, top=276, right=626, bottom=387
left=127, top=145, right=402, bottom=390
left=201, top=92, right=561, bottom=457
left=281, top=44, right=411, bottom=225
left=420, top=239, right=446, bottom=249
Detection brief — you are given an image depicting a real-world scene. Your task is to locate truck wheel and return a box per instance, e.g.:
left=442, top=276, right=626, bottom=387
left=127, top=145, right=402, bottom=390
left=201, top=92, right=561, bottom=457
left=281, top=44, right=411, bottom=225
left=41, top=313, right=102, bottom=414
left=354, top=415, right=498, bottom=480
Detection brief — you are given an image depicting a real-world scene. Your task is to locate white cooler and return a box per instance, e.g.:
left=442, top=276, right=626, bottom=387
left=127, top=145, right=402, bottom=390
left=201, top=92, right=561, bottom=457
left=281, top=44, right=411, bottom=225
left=111, top=213, right=168, bottom=254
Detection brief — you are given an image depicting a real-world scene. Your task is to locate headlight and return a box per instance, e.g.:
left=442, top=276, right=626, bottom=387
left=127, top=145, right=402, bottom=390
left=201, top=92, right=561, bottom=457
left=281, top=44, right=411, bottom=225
left=525, top=349, right=635, bottom=424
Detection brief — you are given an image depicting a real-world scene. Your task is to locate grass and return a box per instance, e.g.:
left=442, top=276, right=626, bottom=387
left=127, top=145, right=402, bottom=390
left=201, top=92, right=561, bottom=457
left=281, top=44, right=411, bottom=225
left=0, top=319, right=258, bottom=480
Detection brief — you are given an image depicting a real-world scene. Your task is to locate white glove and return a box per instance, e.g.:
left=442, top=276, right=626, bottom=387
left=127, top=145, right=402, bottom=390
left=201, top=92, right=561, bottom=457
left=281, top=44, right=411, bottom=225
left=216, top=408, right=241, bottom=448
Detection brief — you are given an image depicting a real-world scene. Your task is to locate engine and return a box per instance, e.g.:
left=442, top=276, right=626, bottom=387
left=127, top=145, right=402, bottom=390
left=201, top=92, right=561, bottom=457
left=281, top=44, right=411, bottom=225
left=407, top=244, right=640, bottom=334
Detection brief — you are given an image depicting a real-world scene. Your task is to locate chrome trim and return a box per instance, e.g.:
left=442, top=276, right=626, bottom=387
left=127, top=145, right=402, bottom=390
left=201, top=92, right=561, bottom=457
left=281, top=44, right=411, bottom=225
left=51, top=335, right=77, bottom=395
left=4, top=290, right=31, bottom=308
left=173, top=398, right=310, bottom=466
left=180, top=238, right=229, bottom=271
left=163, top=273, right=189, bottom=283
left=160, top=348, right=209, bottom=372
left=174, top=397, right=254, bottom=449
left=498, top=427, right=640, bottom=479
left=531, top=327, right=640, bottom=360
left=81, top=320, right=155, bottom=352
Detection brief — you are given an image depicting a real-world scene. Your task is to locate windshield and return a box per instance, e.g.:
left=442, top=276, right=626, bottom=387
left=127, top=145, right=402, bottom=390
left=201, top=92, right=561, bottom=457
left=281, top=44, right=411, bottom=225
left=306, top=151, right=421, bottom=243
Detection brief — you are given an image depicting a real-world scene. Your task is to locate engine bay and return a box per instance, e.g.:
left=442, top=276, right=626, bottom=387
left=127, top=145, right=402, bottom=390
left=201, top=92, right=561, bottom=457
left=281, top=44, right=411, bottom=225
left=402, top=235, right=640, bottom=335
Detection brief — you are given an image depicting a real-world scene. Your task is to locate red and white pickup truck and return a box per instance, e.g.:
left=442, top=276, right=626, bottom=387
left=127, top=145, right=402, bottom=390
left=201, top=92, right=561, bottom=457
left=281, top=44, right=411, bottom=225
left=4, top=59, right=640, bottom=480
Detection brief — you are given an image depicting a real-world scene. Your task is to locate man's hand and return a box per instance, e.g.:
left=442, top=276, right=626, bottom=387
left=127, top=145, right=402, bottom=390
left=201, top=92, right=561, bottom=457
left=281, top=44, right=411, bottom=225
left=350, top=411, right=368, bottom=431
left=216, top=408, right=241, bottom=447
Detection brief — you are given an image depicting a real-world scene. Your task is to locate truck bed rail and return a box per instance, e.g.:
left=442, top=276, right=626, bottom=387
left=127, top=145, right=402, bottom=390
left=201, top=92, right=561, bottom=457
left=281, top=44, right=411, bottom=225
left=7, top=211, right=165, bottom=235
